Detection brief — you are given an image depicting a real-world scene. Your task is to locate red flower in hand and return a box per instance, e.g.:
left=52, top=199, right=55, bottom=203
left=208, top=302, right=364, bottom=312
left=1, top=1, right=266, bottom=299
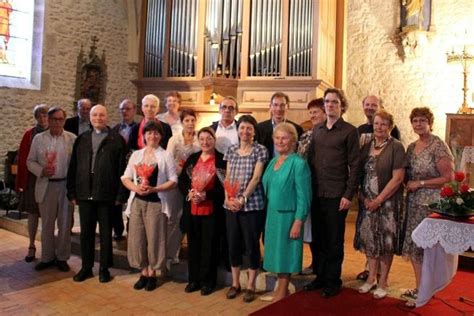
left=460, top=183, right=470, bottom=194
left=440, top=186, right=455, bottom=198
left=454, top=171, right=465, bottom=182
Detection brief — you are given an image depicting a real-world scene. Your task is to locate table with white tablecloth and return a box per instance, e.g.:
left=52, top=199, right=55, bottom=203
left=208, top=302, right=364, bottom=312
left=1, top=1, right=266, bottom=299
left=411, top=215, right=474, bottom=307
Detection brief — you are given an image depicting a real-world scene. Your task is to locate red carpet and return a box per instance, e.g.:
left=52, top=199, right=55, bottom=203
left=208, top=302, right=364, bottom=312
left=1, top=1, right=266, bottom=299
left=251, top=270, right=474, bottom=316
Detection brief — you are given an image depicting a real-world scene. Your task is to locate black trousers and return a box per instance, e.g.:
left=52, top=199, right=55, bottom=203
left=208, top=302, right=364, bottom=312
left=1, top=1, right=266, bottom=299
left=226, top=210, right=262, bottom=270
left=187, top=214, right=218, bottom=287
left=78, top=201, right=114, bottom=269
left=111, top=203, right=125, bottom=238
left=312, top=197, right=348, bottom=289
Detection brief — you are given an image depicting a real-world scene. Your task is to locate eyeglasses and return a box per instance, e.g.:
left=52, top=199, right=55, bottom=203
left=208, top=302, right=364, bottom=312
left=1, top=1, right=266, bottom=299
left=220, top=104, right=236, bottom=112
left=412, top=118, right=429, bottom=124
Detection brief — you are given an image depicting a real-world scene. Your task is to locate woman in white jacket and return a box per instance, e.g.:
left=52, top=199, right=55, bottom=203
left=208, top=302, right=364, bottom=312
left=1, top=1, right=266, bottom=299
left=121, top=121, right=177, bottom=291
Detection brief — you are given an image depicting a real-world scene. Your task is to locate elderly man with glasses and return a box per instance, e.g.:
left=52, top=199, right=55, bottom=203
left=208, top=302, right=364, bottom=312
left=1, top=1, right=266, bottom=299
left=27, top=107, right=77, bottom=272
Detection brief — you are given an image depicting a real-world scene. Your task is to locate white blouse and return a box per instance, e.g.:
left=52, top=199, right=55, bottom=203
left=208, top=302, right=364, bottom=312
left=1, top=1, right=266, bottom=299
left=122, top=146, right=178, bottom=217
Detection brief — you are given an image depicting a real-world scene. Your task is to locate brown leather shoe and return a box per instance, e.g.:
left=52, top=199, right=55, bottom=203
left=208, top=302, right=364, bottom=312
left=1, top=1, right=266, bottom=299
left=243, top=289, right=256, bottom=303
left=226, top=286, right=241, bottom=299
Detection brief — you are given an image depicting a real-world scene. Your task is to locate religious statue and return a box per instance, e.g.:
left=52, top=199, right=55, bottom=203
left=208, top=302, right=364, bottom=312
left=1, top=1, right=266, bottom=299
left=75, top=36, right=107, bottom=105
left=401, top=0, right=431, bottom=32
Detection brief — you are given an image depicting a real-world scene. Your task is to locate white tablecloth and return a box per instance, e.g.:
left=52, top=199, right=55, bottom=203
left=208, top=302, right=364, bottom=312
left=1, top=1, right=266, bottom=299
left=412, top=217, right=474, bottom=307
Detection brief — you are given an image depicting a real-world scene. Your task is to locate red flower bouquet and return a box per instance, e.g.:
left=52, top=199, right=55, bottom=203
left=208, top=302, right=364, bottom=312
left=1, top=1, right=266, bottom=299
left=134, top=163, right=155, bottom=185
left=429, top=171, right=474, bottom=217
left=223, top=179, right=240, bottom=199
left=191, top=163, right=216, bottom=193
left=45, top=150, right=57, bottom=171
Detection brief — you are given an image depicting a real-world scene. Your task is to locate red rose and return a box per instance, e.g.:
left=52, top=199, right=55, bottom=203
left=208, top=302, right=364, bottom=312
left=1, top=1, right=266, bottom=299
left=460, top=183, right=470, bottom=193
left=454, top=171, right=465, bottom=182
left=440, top=186, right=455, bottom=198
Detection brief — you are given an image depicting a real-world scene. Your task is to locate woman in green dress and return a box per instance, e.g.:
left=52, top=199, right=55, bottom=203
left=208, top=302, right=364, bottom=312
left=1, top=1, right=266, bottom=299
left=262, top=123, right=312, bottom=302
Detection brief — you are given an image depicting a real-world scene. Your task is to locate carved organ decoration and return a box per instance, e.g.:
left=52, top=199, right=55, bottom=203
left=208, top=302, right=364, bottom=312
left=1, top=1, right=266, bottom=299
left=137, top=0, right=340, bottom=110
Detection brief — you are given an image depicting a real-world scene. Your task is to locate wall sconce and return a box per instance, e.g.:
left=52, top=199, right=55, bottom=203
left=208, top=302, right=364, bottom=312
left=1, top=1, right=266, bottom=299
left=447, top=45, right=474, bottom=114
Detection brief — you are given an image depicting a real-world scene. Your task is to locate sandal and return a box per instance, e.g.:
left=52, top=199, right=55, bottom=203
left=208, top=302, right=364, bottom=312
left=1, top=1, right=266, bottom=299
left=356, top=270, right=369, bottom=281
left=400, top=288, right=418, bottom=301
left=358, top=281, right=377, bottom=294
left=25, top=246, right=36, bottom=263
left=373, top=287, right=387, bottom=299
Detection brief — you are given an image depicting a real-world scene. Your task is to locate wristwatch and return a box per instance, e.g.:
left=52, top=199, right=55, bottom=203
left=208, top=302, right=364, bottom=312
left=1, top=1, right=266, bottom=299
left=420, top=180, right=425, bottom=187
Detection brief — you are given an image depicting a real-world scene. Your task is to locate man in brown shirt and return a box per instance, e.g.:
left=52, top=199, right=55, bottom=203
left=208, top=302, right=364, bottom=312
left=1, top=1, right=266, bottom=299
left=304, top=88, right=360, bottom=298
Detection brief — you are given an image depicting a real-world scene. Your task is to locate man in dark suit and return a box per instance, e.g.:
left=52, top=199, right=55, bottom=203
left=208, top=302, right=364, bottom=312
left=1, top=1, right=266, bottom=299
left=64, top=98, right=92, bottom=136
left=256, top=92, right=304, bottom=159
left=111, top=99, right=137, bottom=241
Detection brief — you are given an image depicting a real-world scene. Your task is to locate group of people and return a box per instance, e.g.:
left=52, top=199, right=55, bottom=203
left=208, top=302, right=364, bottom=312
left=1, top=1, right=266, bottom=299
left=15, top=88, right=454, bottom=305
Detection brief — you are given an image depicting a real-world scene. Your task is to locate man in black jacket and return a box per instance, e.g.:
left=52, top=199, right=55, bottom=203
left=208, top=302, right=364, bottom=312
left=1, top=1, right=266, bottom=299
left=256, top=92, right=303, bottom=159
left=67, top=104, right=128, bottom=283
left=64, top=98, right=92, bottom=136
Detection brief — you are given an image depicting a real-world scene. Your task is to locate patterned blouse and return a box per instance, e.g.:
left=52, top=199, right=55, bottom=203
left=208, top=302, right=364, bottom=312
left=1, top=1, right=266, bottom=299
left=224, top=142, right=268, bottom=212
left=297, top=129, right=313, bottom=160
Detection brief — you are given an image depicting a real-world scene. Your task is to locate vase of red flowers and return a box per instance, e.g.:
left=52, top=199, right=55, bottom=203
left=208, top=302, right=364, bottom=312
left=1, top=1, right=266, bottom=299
left=429, top=171, right=474, bottom=217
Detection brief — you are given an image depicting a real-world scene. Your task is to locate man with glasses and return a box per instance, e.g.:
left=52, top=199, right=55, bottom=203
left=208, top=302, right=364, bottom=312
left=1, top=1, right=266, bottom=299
left=257, top=92, right=303, bottom=159
left=111, top=99, right=138, bottom=241
left=64, top=98, right=92, bottom=136
left=113, top=99, right=137, bottom=144
left=210, top=96, right=239, bottom=154
left=27, top=107, right=76, bottom=272
left=304, top=88, right=360, bottom=298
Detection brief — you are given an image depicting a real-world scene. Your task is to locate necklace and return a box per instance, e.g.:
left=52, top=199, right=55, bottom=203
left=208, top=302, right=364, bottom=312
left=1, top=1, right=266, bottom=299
left=373, top=137, right=390, bottom=150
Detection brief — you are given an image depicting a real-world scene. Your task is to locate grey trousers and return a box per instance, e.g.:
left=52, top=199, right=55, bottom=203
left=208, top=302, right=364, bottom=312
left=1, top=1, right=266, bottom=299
left=38, top=181, right=72, bottom=262
left=166, top=188, right=183, bottom=261
left=127, top=198, right=167, bottom=271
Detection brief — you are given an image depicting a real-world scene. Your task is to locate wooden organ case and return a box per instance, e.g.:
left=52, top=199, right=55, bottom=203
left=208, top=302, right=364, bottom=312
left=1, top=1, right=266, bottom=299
left=133, top=0, right=346, bottom=122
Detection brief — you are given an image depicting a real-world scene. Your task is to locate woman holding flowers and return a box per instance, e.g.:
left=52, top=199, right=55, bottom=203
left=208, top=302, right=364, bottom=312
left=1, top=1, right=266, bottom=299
left=121, top=121, right=177, bottom=291
left=224, top=115, right=268, bottom=303
left=178, top=127, right=226, bottom=296
left=400, top=107, right=454, bottom=305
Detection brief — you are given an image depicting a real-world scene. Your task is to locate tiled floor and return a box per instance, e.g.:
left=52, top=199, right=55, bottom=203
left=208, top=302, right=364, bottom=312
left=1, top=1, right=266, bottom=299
left=0, top=212, right=415, bottom=315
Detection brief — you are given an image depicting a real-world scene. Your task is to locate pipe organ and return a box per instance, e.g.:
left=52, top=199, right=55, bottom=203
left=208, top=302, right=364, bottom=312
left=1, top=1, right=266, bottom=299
left=136, top=0, right=342, bottom=115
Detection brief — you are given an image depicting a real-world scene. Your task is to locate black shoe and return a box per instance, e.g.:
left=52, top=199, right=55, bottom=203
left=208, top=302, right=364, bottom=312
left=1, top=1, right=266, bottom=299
left=73, top=268, right=93, bottom=282
left=113, top=235, right=125, bottom=241
left=145, top=277, right=157, bottom=291
left=56, top=260, right=70, bottom=272
left=134, top=275, right=148, bottom=290
left=34, top=260, right=56, bottom=271
left=185, top=282, right=201, bottom=293
left=25, top=247, right=36, bottom=263
left=320, top=287, right=340, bottom=298
left=303, top=279, right=325, bottom=291
left=99, top=267, right=111, bottom=283
left=200, top=286, right=215, bottom=296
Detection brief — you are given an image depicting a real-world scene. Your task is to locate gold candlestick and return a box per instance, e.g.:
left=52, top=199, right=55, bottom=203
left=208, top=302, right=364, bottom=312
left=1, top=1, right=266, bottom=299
left=447, top=46, right=474, bottom=114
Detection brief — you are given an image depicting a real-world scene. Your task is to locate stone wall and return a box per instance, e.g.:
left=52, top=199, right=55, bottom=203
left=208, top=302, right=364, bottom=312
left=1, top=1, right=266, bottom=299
left=345, top=0, right=474, bottom=145
left=0, top=0, right=137, bottom=161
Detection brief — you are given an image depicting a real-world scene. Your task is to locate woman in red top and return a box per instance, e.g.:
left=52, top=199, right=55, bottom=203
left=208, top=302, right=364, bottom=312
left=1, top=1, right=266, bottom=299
left=178, top=127, right=226, bottom=296
left=16, top=104, right=49, bottom=262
